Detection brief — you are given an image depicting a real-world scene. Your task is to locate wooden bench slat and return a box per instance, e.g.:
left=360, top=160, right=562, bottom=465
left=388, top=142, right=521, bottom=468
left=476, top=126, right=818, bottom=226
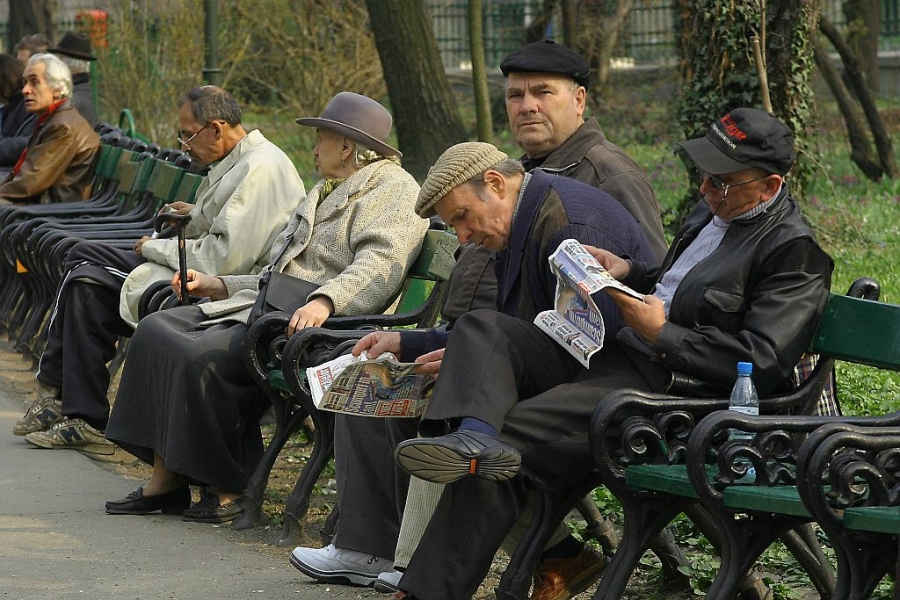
left=624, top=464, right=701, bottom=499
left=844, top=506, right=900, bottom=534
left=723, top=485, right=810, bottom=517
left=812, top=294, right=900, bottom=371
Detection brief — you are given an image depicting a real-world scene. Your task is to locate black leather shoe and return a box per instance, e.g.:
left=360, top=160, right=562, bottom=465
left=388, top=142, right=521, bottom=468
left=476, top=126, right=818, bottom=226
left=105, top=486, right=191, bottom=515
left=395, top=429, right=521, bottom=484
left=182, top=489, right=244, bottom=523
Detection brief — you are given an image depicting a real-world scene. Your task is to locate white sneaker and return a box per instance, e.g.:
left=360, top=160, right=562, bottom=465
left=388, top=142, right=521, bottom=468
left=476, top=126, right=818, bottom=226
left=373, top=569, right=403, bottom=593
left=289, top=544, right=393, bottom=586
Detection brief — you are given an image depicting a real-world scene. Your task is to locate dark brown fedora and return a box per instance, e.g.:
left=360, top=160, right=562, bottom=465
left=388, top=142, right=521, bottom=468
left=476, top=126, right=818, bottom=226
left=52, top=31, right=96, bottom=61
left=296, top=92, right=401, bottom=157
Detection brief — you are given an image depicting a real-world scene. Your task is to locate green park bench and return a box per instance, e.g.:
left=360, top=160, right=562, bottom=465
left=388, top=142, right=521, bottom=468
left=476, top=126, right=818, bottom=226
left=589, top=277, right=900, bottom=599
left=236, top=224, right=459, bottom=544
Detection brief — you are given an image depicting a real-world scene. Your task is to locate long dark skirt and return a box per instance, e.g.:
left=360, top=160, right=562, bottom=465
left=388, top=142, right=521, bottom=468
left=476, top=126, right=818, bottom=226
left=106, top=305, right=267, bottom=493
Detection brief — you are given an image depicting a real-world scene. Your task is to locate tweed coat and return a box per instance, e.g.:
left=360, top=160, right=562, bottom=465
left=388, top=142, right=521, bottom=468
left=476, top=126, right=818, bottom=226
left=199, top=158, right=429, bottom=324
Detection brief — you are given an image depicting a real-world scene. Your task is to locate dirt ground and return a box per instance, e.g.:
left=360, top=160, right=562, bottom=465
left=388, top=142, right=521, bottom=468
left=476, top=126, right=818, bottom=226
left=0, top=338, right=693, bottom=599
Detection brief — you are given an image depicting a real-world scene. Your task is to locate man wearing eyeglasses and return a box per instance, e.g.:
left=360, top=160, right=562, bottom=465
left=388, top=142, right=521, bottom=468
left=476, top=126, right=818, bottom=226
left=16, top=85, right=305, bottom=456
left=388, top=108, right=834, bottom=600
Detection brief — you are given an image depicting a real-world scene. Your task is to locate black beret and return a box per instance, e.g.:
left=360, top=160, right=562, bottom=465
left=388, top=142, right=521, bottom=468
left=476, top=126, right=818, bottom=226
left=499, top=40, right=590, bottom=90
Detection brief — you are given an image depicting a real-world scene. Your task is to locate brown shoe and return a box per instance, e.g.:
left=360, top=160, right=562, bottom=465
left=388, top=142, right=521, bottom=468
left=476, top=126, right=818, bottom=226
left=530, top=543, right=608, bottom=600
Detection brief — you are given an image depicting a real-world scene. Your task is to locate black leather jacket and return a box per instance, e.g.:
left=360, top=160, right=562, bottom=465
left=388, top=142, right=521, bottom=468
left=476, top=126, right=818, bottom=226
left=622, top=186, right=833, bottom=395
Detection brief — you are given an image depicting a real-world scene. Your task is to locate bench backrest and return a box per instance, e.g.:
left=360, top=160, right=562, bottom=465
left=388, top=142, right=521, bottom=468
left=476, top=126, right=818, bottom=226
left=811, top=293, right=900, bottom=372
left=145, top=159, right=187, bottom=210
left=395, top=227, right=459, bottom=317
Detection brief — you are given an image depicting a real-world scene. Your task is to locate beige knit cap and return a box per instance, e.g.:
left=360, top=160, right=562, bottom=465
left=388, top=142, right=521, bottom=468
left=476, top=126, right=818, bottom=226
left=415, top=142, right=508, bottom=218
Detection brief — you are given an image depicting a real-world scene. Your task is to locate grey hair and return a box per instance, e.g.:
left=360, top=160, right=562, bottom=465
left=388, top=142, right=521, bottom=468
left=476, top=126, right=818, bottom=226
left=466, top=159, right=525, bottom=198
left=350, top=142, right=401, bottom=168
left=178, top=85, right=242, bottom=126
left=56, top=54, right=91, bottom=75
left=27, top=53, right=73, bottom=99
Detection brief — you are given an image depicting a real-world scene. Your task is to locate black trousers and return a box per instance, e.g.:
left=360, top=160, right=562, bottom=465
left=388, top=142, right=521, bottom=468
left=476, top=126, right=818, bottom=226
left=400, top=310, right=669, bottom=600
left=37, top=241, right=145, bottom=429
left=333, top=414, right=420, bottom=559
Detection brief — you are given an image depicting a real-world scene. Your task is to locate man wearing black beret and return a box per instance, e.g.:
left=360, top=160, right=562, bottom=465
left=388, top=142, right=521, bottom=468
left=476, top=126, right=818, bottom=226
left=500, top=39, right=667, bottom=259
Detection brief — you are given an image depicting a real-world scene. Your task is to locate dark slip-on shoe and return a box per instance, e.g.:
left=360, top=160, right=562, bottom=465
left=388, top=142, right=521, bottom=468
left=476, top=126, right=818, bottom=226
left=105, top=486, right=191, bottom=515
left=182, top=490, right=245, bottom=523
left=395, top=429, right=521, bottom=484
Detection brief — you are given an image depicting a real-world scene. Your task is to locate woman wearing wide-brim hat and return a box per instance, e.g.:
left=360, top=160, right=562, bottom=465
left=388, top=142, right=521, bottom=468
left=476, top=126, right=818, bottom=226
left=103, top=92, right=428, bottom=524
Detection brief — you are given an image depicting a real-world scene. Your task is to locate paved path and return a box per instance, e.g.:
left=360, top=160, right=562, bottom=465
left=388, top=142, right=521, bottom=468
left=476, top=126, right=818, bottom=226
left=0, top=347, right=380, bottom=600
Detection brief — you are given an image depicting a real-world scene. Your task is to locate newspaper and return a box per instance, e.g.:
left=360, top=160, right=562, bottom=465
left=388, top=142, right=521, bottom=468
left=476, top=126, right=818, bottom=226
left=534, top=239, right=644, bottom=367
left=307, top=352, right=436, bottom=418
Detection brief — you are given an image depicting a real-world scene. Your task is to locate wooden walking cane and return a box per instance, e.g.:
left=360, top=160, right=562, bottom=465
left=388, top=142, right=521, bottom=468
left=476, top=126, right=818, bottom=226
left=153, top=211, right=193, bottom=306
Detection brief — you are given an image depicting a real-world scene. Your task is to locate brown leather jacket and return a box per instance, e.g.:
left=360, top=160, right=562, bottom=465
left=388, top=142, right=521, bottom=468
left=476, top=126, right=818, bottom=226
left=0, top=100, right=100, bottom=204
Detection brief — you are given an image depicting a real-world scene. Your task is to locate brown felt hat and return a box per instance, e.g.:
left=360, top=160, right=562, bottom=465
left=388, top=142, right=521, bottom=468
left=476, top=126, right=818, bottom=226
left=52, top=31, right=96, bottom=61
left=415, top=142, right=508, bottom=218
left=296, top=92, right=401, bottom=158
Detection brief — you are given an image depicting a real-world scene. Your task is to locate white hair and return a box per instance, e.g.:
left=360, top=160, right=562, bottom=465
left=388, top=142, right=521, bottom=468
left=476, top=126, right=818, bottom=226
left=27, top=53, right=73, bottom=99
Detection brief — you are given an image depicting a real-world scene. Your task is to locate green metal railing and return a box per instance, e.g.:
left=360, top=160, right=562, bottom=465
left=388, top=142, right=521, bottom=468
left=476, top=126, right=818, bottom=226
left=426, top=0, right=900, bottom=70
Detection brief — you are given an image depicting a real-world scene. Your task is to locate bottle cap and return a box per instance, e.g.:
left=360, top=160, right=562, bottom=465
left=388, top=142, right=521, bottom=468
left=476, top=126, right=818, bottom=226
left=737, top=361, right=753, bottom=375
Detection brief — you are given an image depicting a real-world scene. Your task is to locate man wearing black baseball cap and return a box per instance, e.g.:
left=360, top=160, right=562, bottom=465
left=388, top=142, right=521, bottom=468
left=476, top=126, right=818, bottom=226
left=675, top=107, right=796, bottom=221
left=499, top=39, right=667, bottom=259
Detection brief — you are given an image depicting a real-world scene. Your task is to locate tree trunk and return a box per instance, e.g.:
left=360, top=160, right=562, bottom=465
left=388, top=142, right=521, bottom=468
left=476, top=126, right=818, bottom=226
left=820, top=16, right=897, bottom=179
left=842, top=0, right=880, bottom=93
left=469, top=0, right=493, bottom=141
left=812, top=36, right=883, bottom=181
left=9, top=0, right=55, bottom=51
left=525, top=0, right=558, bottom=43
left=365, top=0, right=467, bottom=181
left=560, top=0, right=577, bottom=47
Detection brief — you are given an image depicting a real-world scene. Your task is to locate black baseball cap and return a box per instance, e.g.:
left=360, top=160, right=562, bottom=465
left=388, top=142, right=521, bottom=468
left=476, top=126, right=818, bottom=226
left=500, top=40, right=591, bottom=90
left=675, top=108, right=796, bottom=175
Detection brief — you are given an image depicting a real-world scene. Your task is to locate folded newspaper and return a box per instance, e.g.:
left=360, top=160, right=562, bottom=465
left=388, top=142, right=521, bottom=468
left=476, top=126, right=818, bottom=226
left=534, top=239, right=644, bottom=367
left=307, top=351, right=436, bottom=418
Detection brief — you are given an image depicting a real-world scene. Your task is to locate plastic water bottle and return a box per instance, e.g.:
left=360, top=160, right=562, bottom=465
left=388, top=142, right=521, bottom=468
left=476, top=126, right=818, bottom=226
left=728, top=361, right=758, bottom=482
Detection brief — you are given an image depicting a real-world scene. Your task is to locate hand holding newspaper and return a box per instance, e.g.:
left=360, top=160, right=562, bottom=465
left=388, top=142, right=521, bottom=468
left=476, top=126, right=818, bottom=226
left=307, top=351, right=436, bottom=418
left=533, top=239, right=644, bottom=367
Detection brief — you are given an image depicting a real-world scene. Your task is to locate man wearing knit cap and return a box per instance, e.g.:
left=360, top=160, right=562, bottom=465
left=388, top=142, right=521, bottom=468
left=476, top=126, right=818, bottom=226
left=500, top=39, right=667, bottom=259
left=387, top=109, right=832, bottom=600
left=291, top=142, right=655, bottom=596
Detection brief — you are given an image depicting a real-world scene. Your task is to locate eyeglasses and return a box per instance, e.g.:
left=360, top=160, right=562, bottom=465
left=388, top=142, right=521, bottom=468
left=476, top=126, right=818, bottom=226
left=699, top=171, right=768, bottom=198
left=177, top=124, right=208, bottom=148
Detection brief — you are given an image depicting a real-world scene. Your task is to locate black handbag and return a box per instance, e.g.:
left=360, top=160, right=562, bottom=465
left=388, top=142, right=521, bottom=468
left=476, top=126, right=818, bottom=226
left=248, top=270, right=320, bottom=324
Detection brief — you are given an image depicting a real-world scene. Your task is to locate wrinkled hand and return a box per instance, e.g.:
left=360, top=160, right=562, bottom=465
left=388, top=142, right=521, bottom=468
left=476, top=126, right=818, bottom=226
left=172, top=269, right=228, bottom=301
left=133, top=235, right=152, bottom=255
left=606, top=290, right=666, bottom=344
left=158, top=201, right=194, bottom=216
left=583, top=245, right=631, bottom=280
left=286, top=297, right=334, bottom=337
left=352, top=331, right=402, bottom=359
left=413, top=348, right=444, bottom=376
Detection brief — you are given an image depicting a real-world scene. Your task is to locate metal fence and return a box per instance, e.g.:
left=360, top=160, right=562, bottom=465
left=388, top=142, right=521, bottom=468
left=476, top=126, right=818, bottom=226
left=427, top=0, right=900, bottom=71
left=3, top=1, right=898, bottom=70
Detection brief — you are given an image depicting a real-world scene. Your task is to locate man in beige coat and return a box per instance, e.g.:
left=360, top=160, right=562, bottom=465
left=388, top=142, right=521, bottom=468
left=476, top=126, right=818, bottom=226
left=16, top=86, right=305, bottom=453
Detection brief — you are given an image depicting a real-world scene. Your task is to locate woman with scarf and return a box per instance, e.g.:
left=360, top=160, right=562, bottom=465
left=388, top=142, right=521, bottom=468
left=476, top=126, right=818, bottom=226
left=103, top=92, right=428, bottom=523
